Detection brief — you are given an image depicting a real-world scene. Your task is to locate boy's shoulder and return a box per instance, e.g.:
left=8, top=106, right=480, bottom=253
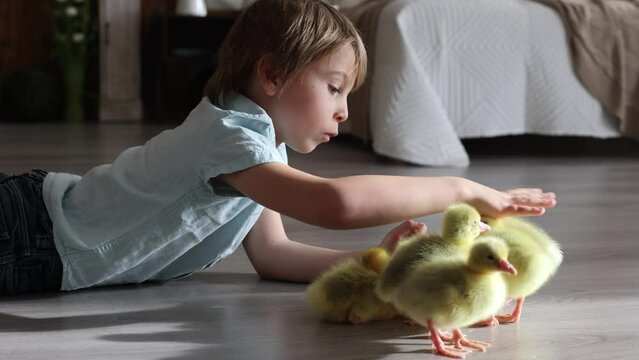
left=181, top=95, right=288, bottom=172
left=185, top=94, right=273, bottom=134
left=204, top=93, right=269, bottom=120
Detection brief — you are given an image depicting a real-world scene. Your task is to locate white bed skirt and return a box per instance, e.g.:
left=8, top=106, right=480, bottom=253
left=343, top=0, right=619, bottom=166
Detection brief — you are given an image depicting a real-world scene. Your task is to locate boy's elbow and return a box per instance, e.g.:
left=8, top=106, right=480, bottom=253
left=247, top=245, right=283, bottom=281
left=253, top=265, right=275, bottom=280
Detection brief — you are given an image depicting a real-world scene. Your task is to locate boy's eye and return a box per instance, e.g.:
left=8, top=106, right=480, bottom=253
left=328, top=85, right=341, bottom=95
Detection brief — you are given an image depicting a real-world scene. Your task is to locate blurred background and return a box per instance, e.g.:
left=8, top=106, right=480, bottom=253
left=0, top=0, right=242, bottom=125
left=1, top=0, right=636, bottom=162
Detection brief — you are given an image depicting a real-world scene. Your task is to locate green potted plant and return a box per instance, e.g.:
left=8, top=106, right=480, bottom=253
left=53, top=0, right=94, bottom=122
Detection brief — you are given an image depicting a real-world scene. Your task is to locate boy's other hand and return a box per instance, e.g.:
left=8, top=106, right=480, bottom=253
left=379, top=219, right=428, bottom=253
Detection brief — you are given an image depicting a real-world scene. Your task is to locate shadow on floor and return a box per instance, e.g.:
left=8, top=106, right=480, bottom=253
left=0, top=272, right=435, bottom=359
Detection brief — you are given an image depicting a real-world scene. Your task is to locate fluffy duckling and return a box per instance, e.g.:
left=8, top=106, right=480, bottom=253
left=377, top=203, right=489, bottom=304
left=481, top=216, right=563, bottom=323
left=306, top=247, right=398, bottom=324
left=393, top=236, right=517, bottom=358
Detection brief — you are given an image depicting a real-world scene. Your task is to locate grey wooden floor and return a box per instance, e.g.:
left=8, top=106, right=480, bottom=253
left=1, top=123, right=639, bottom=360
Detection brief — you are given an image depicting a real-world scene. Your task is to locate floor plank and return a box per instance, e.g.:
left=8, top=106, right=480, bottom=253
left=1, top=123, right=639, bottom=360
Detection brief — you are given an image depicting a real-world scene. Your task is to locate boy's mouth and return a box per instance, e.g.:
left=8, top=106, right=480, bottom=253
left=323, top=132, right=338, bottom=142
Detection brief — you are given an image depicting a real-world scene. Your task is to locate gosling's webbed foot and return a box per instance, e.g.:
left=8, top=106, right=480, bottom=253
left=437, top=329, right=454, bottom=343
left=428, top=321, right=470, bottom=359
left=472, top=316, right=499, bottom=327
left=495, top=312, right=520, bottom=324
left=496, top=297, right=525, bottom=324
left=434, top=345, right=469, bottom=359
left=452, top=329, right=491, bottom=352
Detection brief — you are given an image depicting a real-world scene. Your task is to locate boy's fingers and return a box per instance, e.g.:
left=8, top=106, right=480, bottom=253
left=506, top=188, right=544, bottom=194
left=507, top=189, right=556, bottom=200
left=525, top=207, right=546, bottom=216
left=383, top=220, right=427, bottom=248
left=506, top=205, right=546, bottom=216
left=512, top=194, right=556, bottom=207
left=395, top=220, right=427, bottom=238
left=384, top=221, right=410, bottom=241
left=410, top=221, right=428, bottom=234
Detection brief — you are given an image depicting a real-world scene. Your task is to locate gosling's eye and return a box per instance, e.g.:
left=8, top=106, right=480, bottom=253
left=487, top=255, right=496, bottom=261
left=328, top=85, right=341, bottom=95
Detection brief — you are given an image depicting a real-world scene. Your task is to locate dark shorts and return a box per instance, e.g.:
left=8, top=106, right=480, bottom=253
left=0, top=170, right=63, bottom=296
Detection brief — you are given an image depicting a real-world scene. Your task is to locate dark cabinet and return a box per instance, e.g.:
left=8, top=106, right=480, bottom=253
left=150, top=12, right=238, bottom=123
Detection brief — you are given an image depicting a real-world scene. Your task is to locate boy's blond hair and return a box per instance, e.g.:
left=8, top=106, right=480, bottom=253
left=204, top=0, right=367, bottom=105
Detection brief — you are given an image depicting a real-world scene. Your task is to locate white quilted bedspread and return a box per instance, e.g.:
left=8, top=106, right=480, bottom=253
left=363, top=0, right=619, bottom=166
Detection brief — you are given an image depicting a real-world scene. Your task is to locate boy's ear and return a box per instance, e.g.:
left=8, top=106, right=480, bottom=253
left=256, top=55, right=280, bottom=96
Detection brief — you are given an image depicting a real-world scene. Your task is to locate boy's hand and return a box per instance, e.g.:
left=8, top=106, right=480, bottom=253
left=379, top=219, right=428, bottom=253
left=466, top=184, right=557, bottom=218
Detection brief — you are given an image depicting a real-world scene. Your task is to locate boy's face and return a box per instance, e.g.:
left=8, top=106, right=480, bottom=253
left=269, top=44, right=356, bottom=153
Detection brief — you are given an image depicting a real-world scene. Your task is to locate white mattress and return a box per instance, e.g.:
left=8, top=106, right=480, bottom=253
left=358, top=0, right=619, bottom=166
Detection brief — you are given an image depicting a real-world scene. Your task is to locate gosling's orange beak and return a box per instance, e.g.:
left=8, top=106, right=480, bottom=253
left=479, top=221, right=491, bottom=233
left=498, top=259, right=517, bottom=275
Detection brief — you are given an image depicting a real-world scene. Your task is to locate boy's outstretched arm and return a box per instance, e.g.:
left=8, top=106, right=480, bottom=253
left=243, top=208, right=427, bottom=282
left=219, top=163, right=556, bottom=230
left=243, top=208, right=355, bottom=282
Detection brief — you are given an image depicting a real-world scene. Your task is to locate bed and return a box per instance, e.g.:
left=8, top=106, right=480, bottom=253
left=340, top=0, right=637, bottom=166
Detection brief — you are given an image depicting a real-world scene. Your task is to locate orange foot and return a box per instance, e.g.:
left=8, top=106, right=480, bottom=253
left=435, top=346, right=469, bottom=359
left=451, top=328, right=491, bottom=352
left=437, top=329, right=454, bottom=343
left=472, top=316, right=499, bottom=327
left=496, top=297, right=525, bottom=324
left=427, top=320, right=470, bottom=359
left=495, top=313, right=519, bottom=324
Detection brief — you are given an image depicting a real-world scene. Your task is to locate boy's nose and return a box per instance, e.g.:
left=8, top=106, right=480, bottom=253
left=335, top=107, right=348, bottom=123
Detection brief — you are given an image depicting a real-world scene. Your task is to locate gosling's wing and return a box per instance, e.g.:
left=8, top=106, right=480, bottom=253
left=307, top=259, right=380, bottom=322
left=484, top=217, right=563, bottom=298
left=394, top=258, right=469, bottom=327
left=501, top=217, right=563, bottom=267
left=377, top=233, right=445, bottom=301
